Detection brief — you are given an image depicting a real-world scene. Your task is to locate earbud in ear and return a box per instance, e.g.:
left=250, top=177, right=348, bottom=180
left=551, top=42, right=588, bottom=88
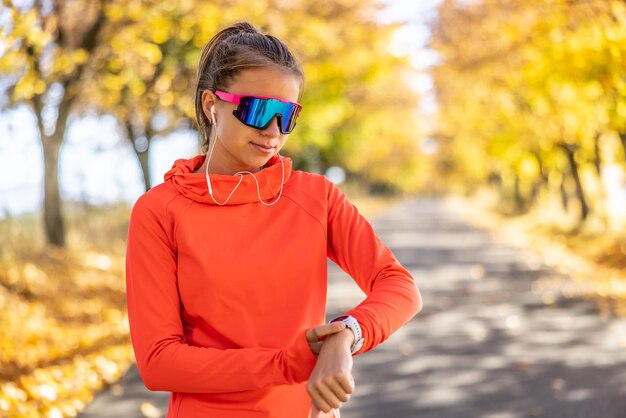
left=210, top=105, right=216, bottom=125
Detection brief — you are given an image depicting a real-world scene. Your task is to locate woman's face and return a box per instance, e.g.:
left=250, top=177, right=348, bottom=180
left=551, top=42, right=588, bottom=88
left=201, top=67, right=301, bottom=175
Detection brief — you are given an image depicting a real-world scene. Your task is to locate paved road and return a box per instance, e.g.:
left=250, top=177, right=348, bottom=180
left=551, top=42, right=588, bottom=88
left=79, top=198, right=626, bottom=418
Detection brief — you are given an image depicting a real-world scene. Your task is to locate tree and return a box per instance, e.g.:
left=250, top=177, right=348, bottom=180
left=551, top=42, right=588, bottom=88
left=1, top=0, right=110, bottom=247
left=1, top=0, right=424, bottom=249
left=430, top=0, right=626, bottom=224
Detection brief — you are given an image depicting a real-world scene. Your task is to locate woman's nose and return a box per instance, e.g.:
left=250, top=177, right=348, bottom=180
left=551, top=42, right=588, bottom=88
left=261, top=115, right=281, bottom=136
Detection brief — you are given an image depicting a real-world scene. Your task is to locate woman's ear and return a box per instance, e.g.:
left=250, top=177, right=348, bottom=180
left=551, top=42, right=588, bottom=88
left=201, top=90, right=218, bottom=124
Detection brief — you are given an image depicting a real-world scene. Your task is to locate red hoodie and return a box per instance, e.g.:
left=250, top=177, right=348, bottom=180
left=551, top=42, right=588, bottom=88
left=125, top=153, right=421, bottom=418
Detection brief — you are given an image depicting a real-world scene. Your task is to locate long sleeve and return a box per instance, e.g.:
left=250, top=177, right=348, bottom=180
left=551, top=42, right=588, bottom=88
left=325, top=180, right=422, bottom=355
left=125, top=194, right=317, bottom=393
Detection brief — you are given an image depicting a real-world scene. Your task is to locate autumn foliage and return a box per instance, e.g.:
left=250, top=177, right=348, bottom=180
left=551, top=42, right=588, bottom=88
left=0, top=0, right=425, bottom=248
left=0, top=204, right=133, bottom=417
left=431, top=0, right=626, bottom=232
left=0, top=1, right=425, bottom=415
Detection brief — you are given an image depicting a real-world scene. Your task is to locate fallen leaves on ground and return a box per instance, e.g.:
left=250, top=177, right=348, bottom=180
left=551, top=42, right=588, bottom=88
left=0, top=205, right=135, bottom=417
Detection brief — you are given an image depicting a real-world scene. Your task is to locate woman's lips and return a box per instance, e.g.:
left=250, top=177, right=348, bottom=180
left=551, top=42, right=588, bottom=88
left=251, top=142, right=275, bottom=154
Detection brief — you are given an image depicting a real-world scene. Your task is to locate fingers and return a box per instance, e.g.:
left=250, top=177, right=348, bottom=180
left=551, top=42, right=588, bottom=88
left=308, top=342, right=323, bottom=355
left=336, top=372, right=355, bottom=395
left=317, top=322, right=347, bottom=339
left=306, top=328, right=319, bottom=343
left=307, top=323, right=347, bottom=355
left=307, top=322, right=346, bottom=343
left=308, top=374, right=354, bottom=413
left=306, top=323, right=354, bottom=412
left=309, top=384, right=342, bottom=412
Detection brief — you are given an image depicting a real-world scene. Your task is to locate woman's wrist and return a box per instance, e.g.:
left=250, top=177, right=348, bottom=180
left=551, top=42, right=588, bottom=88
left=326, top=328, right=355, bottom=347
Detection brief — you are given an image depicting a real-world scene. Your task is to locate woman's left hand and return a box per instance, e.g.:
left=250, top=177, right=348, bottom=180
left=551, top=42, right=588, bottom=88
left=306, top=322, right=347, bottom=355
left=307, top=329, right=355, bottom=414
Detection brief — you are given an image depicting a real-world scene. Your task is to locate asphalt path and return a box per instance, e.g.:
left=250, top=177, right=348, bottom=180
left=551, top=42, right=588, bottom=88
left=79, top=197, right=626, bottom=418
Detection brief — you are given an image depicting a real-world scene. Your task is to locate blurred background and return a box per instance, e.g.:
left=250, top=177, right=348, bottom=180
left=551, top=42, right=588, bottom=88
left=1, top=0, right=626, bottom=417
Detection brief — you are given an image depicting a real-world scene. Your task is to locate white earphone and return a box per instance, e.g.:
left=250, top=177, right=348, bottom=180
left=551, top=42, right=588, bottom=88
left=210, top=105, right=216, bottom=125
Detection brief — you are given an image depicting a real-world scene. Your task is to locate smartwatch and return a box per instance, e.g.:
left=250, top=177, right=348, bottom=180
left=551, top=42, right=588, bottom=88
left=330, top=315, right=364, bottom=354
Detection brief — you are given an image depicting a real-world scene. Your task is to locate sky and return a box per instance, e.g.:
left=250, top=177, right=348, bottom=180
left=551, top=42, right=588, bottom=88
left=0, top=0, right=443, bottom=217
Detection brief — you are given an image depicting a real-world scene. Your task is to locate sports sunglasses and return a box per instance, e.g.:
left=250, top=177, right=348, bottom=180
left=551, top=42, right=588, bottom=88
left=214, top=90, right=302, bottom=134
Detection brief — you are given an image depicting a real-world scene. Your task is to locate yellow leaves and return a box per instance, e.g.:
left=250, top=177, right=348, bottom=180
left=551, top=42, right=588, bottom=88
left=518, top=155, right=539, bottom=180
left=192, top=32, right=210, bottom=48
left=50, top=48, right=88, bottom=77
left=179, top=98, right=195, bottom=120
left=108, top=57, right=124, bottom=72
left=433, top=0, right=626, bottom=196
left=73, top=49, right=89, bottom=65
left=314, top=99, right=352, bottom=130
left=17, top=9, right=51, bottom=52
left=1, top=383, right=27, bottom=403
left=126, top=1, right=146, bottom=22
left=0, top=242, right=134, bottom=417
left=102, top=73, right=124, bottom=92
left=177, top=28, right=194, bottom=44
left=0, top=345, right=134, bottom=417
left=129, top=76, right=147, bottom=96
left=549, top=27, right=564, bottom=43
left=109, top=36, right=128, bottom=55
left=80, top=252, right=112, bottom=271
left=140, top=402, right=163, bottom=418
left=148, top=15, right=171, bottom=44
left=159, top=91, right=174, bottom=107
left=137, top=42, right=163, bottom=65
left=610, top=1, right=626, bottom=25
left=616, top=101, right=626, bottom=120
left=583, top=80, right=604, bottom=100
left=5, top=0, right=421, bottom=192
left=104, top=4, right=125, bottom=22
left=154, top=74, right=172, bottom=94
left=0, top=49, right=27, bottom=73
left=13, top=69, right=46, bottom=100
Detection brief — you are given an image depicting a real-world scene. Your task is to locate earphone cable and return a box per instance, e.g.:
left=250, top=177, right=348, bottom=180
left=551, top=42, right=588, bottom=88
left=204, top=126, right=284, bottom=206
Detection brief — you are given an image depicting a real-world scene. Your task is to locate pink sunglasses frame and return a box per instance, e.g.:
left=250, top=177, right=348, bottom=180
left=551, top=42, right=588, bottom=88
left=214, top=90, right=302, bottom=107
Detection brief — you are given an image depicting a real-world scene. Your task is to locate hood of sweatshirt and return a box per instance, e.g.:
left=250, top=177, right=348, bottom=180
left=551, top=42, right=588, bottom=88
left=163, top=153, right=293, bottom=205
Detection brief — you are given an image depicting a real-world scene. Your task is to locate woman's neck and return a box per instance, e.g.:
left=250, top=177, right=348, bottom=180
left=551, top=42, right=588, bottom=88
left=195, top=160, right=265, bottom=175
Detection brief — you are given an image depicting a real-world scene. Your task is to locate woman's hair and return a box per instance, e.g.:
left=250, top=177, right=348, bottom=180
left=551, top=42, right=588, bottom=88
left=195, top=21, right=304, bottom=152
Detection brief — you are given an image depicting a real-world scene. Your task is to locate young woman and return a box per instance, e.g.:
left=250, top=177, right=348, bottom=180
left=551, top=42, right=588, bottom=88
left=125, top=21, right=422, bottom=418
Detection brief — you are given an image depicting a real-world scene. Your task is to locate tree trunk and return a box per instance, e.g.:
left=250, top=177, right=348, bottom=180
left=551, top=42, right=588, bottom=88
left=533, top=151, right=549, bottom=188
left=512, top=174, right=525, bottom=214
left=529, top=151, right=547, bottom=206
left=126, top=121, right=152, bottom=191
left=136, top=144, right=151, bottom=191
left=619, top=132, right=626, bottom=167
left=30, top=2, right=105, bottom=249
left=593, top=132, right=602, bottom=176
left=42, top=135, right=66, bottom=248
left=34, top=94, right=72, bottom=248
left=560, top=142, right=589, bottom=223
left=559, top=176, right=569, bottom=213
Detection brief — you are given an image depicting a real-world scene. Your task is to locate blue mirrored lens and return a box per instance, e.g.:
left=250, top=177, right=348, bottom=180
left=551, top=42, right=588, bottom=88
left=236, top=97, right=300, bottom=133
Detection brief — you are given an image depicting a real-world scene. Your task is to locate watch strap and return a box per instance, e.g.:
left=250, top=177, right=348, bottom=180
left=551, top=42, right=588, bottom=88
left=330, top=315, right=364, bottom=354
